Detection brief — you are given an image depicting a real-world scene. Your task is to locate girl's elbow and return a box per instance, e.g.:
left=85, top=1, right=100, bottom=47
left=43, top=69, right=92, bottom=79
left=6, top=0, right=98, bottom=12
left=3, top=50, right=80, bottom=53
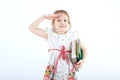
left=29, top=25, right=34, bottom=32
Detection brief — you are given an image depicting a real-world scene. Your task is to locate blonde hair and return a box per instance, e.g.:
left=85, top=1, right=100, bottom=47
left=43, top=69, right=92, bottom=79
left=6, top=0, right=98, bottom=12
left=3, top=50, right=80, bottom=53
left=51, top=10, right=71, bottom=27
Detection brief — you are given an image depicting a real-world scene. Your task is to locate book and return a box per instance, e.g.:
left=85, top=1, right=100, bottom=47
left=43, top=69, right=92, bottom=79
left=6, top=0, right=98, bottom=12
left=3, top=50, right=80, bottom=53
left=76, top=39, right=83, bottom=62
left=71, top=39, right=83, bottom=71
left=71, top=39, right=83, bottom=62
left=71, top=41, right=77, bottom=63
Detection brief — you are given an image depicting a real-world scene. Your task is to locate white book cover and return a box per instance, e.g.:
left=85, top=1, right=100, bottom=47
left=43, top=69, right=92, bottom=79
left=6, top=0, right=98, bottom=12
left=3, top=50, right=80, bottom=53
left=71, top=41, right=77, bottom=64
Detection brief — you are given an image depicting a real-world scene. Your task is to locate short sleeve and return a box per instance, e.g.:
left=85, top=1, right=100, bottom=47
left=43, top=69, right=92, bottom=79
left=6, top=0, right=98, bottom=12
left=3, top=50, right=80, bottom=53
left=46, top=27, right=51, bottom=41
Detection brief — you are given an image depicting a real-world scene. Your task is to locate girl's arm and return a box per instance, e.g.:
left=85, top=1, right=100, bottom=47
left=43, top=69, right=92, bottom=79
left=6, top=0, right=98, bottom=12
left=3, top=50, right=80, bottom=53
left=29, top=15, right=48, bottom=40
left=29, top=14, right=58, bottom=40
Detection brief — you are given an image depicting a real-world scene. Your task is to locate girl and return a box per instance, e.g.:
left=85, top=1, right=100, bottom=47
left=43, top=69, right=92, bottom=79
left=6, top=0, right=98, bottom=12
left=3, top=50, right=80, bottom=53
left=29, top=10, right=87, bottom=80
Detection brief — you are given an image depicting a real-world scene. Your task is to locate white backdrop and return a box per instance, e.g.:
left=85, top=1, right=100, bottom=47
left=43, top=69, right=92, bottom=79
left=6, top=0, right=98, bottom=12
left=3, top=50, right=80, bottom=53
left=0, top=0, right=120, bottom=80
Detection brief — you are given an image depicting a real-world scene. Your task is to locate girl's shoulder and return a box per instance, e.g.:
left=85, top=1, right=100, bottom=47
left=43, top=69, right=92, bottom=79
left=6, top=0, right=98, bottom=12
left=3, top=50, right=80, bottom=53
left=70, top=29, right=79, bottom=36
left=69, top=29, right=80, bottom=41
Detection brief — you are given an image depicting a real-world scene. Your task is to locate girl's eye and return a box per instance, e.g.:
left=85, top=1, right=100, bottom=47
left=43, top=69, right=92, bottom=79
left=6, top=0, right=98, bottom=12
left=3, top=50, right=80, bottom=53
left=57, top=19, right=67, bottom=22
left=64, top=20, right=67, bottom=22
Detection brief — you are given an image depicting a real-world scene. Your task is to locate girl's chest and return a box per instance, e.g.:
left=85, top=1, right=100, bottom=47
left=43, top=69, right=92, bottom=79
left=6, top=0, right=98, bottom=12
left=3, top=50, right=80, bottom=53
left=51, top=36, right=71, bottom=49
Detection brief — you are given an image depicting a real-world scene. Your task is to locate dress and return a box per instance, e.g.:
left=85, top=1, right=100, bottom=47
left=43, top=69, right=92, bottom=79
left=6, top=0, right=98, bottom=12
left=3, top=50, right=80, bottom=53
left=44, top=28, right=79, bottom=80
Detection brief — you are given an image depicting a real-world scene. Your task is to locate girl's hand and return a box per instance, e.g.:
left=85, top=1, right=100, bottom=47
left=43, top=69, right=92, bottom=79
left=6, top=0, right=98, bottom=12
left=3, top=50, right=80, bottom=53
left=74, top=60, right=84, bottom=69
left=44, top=14, right=59, bottom=20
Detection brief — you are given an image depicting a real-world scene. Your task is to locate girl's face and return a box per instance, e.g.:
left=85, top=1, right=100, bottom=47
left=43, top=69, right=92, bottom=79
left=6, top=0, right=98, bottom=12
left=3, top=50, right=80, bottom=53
left=54, top=13, right=70, bottom=34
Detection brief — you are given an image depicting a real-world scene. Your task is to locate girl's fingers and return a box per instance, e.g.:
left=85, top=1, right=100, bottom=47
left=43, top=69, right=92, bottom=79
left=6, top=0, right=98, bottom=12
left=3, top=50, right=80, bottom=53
left=73, top=60, right=84, bottom=68
left=74, top=64, right=80, bottom=68
left=51, top=14, right=59, bottom=19
left=44, top=14, right=53, bottom=19
left=77, top=62, right=81, bottom=65
left=44, top=14, right=60, bottom=20
left=76, top=60, right=82, bottom=65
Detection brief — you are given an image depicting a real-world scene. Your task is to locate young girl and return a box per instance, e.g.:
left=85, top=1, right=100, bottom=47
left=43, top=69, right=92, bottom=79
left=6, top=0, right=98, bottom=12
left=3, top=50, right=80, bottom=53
left=29, top=10, right=87, bottom=80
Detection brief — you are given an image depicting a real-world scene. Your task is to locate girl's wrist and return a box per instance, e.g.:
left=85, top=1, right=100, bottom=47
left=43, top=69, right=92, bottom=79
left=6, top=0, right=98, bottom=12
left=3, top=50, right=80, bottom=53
left=42, top=15, right=46, bottom=19
left=43, top=14, right=48, bottom=19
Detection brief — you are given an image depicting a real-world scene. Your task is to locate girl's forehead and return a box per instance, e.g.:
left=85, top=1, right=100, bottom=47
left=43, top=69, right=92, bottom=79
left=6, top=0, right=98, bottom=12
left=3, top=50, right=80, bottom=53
left=56, top=13, right=68, bottom=19
left=56, top=13, right=67, bottom=16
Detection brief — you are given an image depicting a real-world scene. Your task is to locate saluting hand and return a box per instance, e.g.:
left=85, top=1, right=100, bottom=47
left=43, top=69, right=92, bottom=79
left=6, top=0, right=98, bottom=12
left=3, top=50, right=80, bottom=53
left=44, top=14, right=59, bottom=20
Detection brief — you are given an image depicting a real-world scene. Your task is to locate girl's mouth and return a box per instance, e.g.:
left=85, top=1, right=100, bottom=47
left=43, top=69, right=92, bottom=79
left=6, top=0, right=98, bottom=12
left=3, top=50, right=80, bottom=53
left=59, top=26, right=66, bottom=28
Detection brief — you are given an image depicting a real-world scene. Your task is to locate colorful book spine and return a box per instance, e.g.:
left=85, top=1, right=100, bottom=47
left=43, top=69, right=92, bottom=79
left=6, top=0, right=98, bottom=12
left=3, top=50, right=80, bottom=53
left=76, top=39, right=83, bottom=62
left=71, top=39, right=83, bottom=63
left=76, top=40, right=79, bottom=57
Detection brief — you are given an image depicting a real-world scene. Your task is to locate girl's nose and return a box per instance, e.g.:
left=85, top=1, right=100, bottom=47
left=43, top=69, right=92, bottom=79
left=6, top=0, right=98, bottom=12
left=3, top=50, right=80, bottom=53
left=61, top=20, right=65, bottom=24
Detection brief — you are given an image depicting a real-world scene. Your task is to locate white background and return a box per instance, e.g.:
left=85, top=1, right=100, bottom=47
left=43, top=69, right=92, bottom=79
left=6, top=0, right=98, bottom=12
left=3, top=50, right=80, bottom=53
left=0, top=0, right=120, bottom=80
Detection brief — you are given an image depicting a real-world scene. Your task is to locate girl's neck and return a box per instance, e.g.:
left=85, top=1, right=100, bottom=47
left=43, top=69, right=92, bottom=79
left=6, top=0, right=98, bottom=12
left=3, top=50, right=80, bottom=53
left=53, top=29, right=67, bottom=35
left=56, top=31, right=67, bottom=35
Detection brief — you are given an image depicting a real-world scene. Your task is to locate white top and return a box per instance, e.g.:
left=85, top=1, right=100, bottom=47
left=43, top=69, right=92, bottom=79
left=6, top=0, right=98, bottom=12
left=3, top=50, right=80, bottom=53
left=46, top=27, right=79, bottom=50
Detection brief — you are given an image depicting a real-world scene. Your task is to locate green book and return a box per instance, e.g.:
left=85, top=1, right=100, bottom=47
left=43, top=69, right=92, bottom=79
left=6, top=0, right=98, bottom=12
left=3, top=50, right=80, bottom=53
left=76, top=39, right=83, bottom=62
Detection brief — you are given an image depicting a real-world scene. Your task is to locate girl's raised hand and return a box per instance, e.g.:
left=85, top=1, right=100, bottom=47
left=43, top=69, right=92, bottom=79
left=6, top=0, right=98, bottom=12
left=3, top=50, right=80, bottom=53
left=44, top=14, right=59, bottom=20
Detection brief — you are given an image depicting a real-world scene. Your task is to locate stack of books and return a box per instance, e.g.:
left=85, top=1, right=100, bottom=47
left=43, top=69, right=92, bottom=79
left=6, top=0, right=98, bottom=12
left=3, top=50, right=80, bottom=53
left=71, top=39, right=83, bottom=71
left=71, top=39, right=83, bottom=64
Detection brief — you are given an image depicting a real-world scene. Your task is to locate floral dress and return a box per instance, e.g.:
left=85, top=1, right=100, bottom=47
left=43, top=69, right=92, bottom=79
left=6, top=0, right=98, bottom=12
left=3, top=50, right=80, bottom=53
left=43, top=28, right=79, bottom=80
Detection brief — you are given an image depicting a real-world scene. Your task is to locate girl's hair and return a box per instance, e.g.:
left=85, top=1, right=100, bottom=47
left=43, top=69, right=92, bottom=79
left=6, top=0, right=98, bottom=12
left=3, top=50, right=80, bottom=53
left=51, top=10, right=71, bottom=27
